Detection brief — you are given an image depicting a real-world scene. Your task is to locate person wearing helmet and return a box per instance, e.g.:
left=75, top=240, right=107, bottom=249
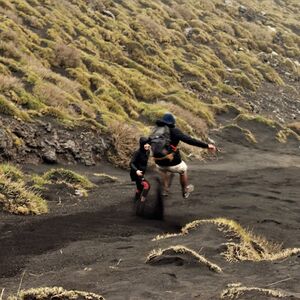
left=151, top=112, right=216, bottom=199
left=129, top=137, right=151, bottom=202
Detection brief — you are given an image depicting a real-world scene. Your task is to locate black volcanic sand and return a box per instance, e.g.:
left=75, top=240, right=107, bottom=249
left=0, top=134, right=300, bottom=299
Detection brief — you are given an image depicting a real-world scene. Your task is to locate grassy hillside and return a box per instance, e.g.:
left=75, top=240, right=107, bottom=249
left=0, top=0, right=299, bottom=159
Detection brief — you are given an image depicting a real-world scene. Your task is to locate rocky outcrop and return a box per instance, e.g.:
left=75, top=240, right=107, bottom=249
left=0, top=116, right=111, bottom=166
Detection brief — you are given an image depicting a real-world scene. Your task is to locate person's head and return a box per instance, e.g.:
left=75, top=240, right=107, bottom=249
left=161, top=112, right=176, bottom=127
left=139, top=136, right=150, bottom=151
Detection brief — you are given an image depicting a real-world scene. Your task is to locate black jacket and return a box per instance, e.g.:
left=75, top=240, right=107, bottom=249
left=155, top=120, right=208, bottom=166
left=130, top=137, right=150, bottom=181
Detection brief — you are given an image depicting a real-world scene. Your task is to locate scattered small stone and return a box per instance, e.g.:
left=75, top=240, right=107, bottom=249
left=45, top=123, right=52, bottom=132
left=101, top=10, right=115, bottom=19
left=74, top=189, right=84, bottom=197
left=42, top=149, right=57, bottom=164
left=239, top=5, right=247, bottom=14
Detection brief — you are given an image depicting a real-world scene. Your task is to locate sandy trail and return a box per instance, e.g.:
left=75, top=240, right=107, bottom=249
left=0, top=141, right=299, bottom=299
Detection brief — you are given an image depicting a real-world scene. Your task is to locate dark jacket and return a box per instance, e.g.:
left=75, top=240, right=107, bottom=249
left=155, top=120, right=208, bottom=166
left=130, top=137, right=150, bottom=181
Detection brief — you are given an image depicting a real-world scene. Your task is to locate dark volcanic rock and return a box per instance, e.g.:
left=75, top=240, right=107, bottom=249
left=42, top=149, right=57, bottom=164
left=0, top=116, right=111, bottom=165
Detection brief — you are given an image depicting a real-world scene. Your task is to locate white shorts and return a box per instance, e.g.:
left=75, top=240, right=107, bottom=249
left=156, top=161, right=187, bottom=174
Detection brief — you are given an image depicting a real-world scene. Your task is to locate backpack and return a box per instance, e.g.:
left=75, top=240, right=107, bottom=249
left=149, top=125, right=171, bottom=158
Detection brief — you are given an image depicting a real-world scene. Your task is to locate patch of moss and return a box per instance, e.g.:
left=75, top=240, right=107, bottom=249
left=42, top=168, right=95, bottom=189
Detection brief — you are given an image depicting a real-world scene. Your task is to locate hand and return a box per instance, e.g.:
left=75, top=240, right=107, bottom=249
left=207, top=144, right=217, bottom=152
left=136, top=170, right=143, bottom=176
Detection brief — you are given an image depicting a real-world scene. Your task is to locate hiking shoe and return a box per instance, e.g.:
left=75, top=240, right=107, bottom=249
left=162, top=189, right=169, bottom=197
left=183, top=184, right=194, bottom=199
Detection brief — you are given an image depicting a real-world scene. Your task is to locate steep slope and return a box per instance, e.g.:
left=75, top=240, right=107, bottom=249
left=0, top=0, right=299, bottom=164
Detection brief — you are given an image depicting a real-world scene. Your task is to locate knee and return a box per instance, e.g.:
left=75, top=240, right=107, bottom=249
left=142, top=180, right=151, bottom=190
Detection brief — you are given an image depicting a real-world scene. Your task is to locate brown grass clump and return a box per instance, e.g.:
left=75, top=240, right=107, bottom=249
left=218, top=124, right=257, bottom=144
left=107, top=120, right=142, bottom=168
left=53, top=43, right=81, bottom=68
left=146, top=245, right=222, bottom=273
left=234, top=114, right=276, bottom=128
left=221, top=283, right=292, bottom=299
left=0, top=74, right=24, bottom=91
left=287, top=122, right=300, bottom=135
left=8, top=286, right=105, bottom=300
left=0, top=173, right=48, bottom=215
left=0, top=95, right=31, bottom=121
left=275, top=129, right=299, bottom=143
left=153, top=218, right=300, bottom=262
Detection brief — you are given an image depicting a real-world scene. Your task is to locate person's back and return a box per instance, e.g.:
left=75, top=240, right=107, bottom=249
left=151, top=113, right=216, bottom=198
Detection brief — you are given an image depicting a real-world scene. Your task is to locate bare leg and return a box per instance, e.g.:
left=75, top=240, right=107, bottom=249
left=168, top=172, right=175, bottom=189
left=180, top=171, right=188, bottom=193
left=180, top=171, right=194, bottom=198
left=159, top=170, right=170, bottom=196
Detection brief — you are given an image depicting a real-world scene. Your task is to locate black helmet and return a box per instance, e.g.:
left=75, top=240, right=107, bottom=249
left=161, top=112, right=176, bottom=125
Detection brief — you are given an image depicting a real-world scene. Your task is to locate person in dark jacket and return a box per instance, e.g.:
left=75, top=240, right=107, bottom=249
left=130, top=137, right=151, bottom=202
left=154, top=112, right=216, bottom=198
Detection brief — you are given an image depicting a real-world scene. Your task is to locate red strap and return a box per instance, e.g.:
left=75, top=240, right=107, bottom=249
left=170, top=144, right=177, bottom=151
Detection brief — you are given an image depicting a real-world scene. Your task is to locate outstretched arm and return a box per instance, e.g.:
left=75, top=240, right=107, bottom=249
left=174, top=128, right=208, bottom=147
left=174, top=128, right=216, bottom=151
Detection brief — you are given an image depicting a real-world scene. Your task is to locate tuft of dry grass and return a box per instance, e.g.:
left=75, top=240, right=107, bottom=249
left=0, top=74, right=24, bottom=91
left=146, top=245, right=222, bottom=273
left=221, top=283, right=291, bottom=299
left=0, top=95, right=31, bottom=121
left=287, top=122, right=300, bottom=135
left=107, top=120, right=142, bottom=168
left=92, top=173, right=118, bottom=183
left=41, top=168, right=95, bottom=189
left=0, top=163, right=24, bottom=181
left=53, top=43, right=81, bottom=68
left=153, top=218, right=300, bottom=262
left=0, top=173, right=48, bottom=215
left=8, top=286, right=105, bottom=300
left=217, top=124, right=257, bottom=144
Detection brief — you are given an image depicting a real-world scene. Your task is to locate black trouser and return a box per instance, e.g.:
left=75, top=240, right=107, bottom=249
left=134, top=177, right=151, bottom=200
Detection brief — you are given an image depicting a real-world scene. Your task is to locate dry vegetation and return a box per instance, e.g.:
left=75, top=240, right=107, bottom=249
left=146, top=245, right=222, bottom=273
left=153, top=218, right=300, bottom=262
left=0, top=0, right=299, bottom=158
left=7, top=287, right=105, bottom=300
left=0, top=164, right=48, bottom=215
left=221, top=283, right=294, bottom=299
left=41, top=168, right=94, bottom=189
left=0, top=164, right=96, bottom=214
